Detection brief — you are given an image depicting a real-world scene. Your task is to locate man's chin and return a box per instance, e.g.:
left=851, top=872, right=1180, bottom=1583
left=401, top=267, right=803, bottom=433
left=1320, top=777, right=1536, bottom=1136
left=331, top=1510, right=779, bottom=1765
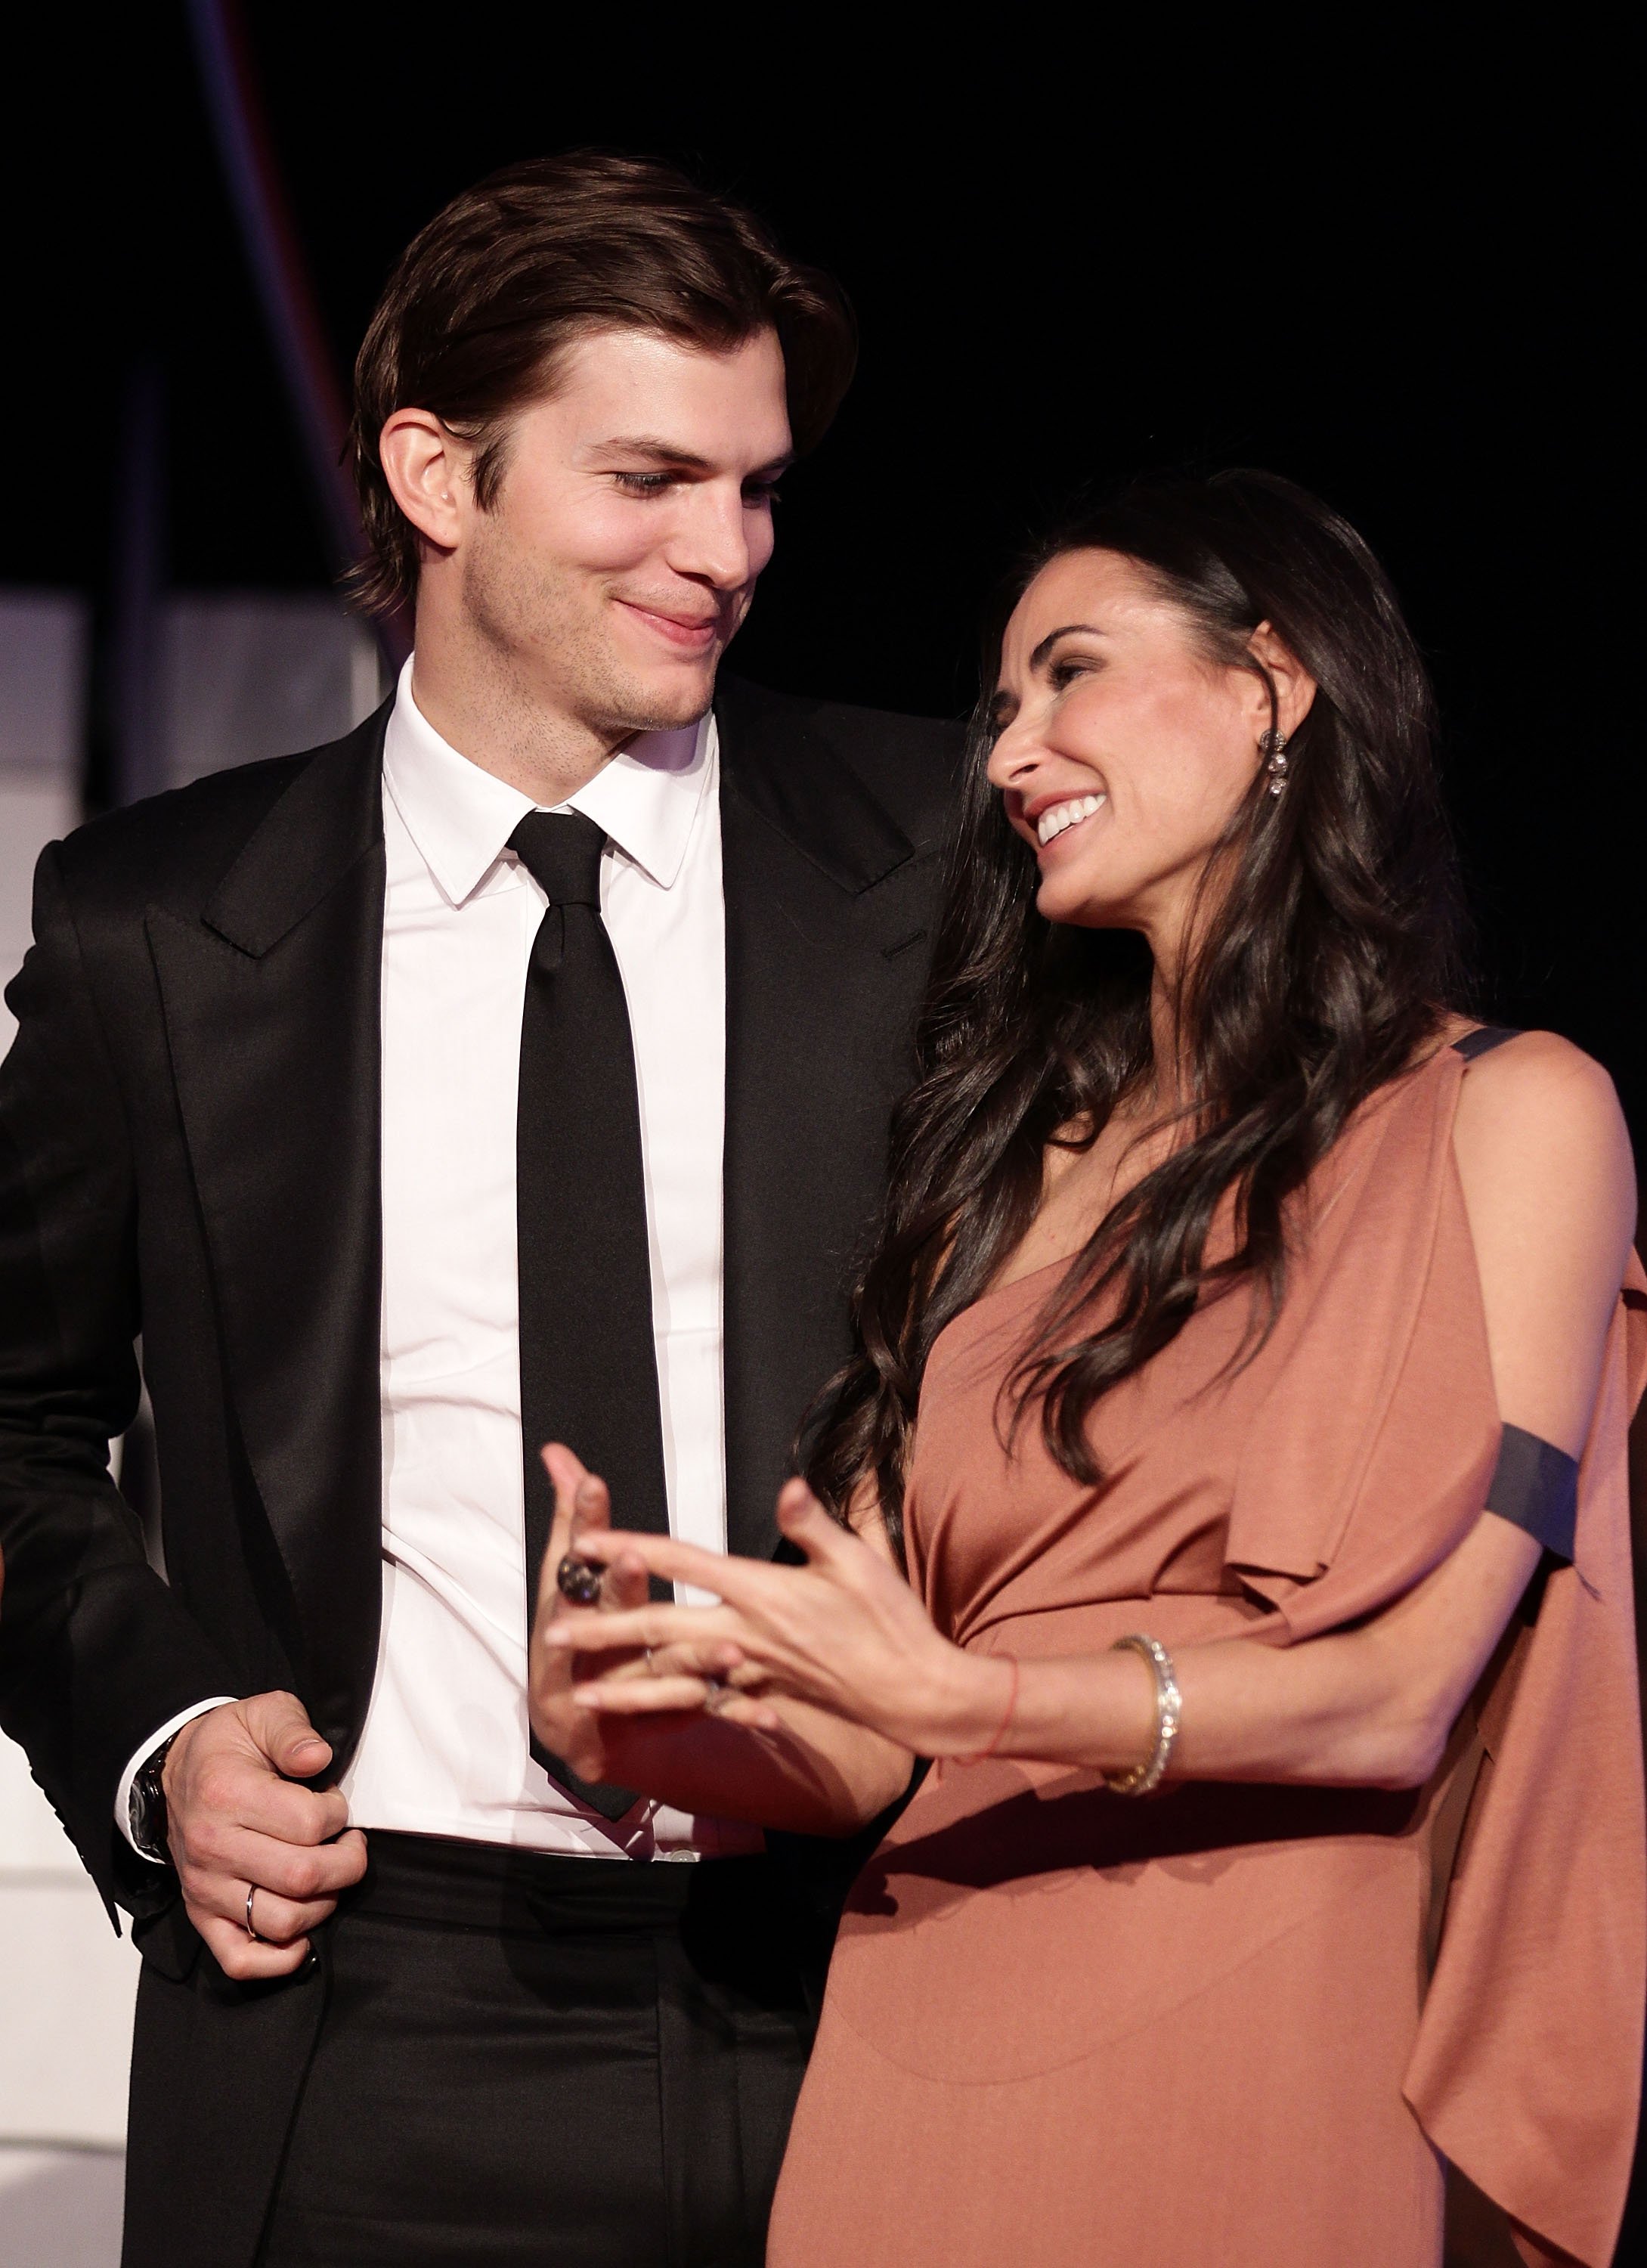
left=600, top=653, right=723, bottom=738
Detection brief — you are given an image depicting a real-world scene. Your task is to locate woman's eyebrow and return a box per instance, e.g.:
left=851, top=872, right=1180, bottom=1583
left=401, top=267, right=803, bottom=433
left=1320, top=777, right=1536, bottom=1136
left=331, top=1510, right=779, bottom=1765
left=1029, top=622, right=1106, bottom=669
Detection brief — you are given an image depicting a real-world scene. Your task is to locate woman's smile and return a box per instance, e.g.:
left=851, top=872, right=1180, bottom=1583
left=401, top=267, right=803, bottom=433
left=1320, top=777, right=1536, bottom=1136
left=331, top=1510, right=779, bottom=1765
left=1033, top=791, right=1107, bottom=849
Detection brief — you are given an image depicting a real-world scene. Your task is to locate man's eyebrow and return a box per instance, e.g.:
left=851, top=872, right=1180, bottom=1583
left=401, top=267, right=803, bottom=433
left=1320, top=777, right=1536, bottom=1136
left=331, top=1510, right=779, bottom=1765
left=584, top=435, right=794, bottom=476
left=1029, top=622, right=1107, bottom=670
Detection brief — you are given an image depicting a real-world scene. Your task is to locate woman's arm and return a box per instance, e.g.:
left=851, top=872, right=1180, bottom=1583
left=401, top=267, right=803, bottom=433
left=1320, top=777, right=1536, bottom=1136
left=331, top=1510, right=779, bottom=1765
left=1150, top=1030, right=1638, bottom=1789
left=556, top=1034, right=1636, bottom=1803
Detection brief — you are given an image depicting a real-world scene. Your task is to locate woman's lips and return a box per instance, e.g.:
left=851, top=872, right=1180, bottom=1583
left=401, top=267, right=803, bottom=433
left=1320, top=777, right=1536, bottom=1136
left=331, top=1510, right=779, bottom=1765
left=1029, top=792, right=1108, bottom=853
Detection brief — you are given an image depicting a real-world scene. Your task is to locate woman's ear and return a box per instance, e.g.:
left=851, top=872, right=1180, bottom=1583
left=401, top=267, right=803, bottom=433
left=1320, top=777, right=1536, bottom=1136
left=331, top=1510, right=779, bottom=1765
left=378, top=409, right=469, bottom=556
left=1249, top=621, right=1318, bottom=738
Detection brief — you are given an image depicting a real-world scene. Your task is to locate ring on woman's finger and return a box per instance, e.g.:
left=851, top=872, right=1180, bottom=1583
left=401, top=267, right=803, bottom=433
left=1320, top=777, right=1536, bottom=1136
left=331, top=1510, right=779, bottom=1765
left=244, top=1883, right=262, bottom=1943
left=644, top=1647, right=656, bottom=1675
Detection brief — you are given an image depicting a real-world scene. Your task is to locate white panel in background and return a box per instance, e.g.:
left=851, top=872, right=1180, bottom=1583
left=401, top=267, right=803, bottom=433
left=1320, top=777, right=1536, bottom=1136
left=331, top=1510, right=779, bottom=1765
left=0, top=1885, right=136, bottom=2149
left=0, top=1697, right=140, bottom=2154
left=0, top=589, right=381, bottom=2164
left=0, top=590, right=137, bottom=2155
left=0, top=1728, right=85, bottom=1872
left=0, top=591, right=88, bottom=776
left=163, top=591, right=384, bottom=788
left=0, top=591, right=87, bottom=1057
left=0, top=1650, right=141, bottom=2157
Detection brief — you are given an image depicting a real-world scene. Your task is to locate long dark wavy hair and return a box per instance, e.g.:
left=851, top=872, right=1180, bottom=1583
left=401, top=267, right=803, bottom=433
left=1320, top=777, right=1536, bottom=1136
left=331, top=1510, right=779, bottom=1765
left=804, top=469, right=1472, bottom=1563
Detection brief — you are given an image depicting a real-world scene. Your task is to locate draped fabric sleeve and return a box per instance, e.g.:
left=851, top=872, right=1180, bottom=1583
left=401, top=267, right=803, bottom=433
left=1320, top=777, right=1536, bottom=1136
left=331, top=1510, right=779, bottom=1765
left=1405, top=1271, right=1645, bottom=2268
left=1221, top=1052, right=1645, bottom=2267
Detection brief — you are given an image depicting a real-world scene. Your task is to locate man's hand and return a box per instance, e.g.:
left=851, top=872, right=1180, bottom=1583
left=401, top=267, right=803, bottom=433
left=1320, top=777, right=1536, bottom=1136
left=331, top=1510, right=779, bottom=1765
left=527, top=1444, right=651, bottom=1785
left=162, top=1693, right=367, bottom=1981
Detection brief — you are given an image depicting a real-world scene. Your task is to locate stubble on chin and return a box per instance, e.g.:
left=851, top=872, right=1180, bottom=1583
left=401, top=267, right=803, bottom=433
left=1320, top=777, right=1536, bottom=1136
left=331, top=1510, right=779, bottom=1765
left=463, top=540, right=722, bottom=742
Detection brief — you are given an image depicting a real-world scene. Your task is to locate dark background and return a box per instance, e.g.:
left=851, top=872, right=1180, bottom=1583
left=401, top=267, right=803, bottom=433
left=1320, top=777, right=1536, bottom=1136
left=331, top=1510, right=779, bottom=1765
left=14, top=9, right=1639, bottom=1142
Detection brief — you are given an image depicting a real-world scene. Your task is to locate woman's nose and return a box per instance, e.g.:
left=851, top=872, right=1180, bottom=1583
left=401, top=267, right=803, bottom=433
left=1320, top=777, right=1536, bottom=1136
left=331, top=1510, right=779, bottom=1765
left=986, top=717, right=1042, bottom=794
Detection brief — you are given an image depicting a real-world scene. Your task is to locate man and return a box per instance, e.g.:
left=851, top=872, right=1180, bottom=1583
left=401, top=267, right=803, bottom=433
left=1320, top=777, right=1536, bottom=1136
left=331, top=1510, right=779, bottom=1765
left=0, top=153, right=958, bottom=2266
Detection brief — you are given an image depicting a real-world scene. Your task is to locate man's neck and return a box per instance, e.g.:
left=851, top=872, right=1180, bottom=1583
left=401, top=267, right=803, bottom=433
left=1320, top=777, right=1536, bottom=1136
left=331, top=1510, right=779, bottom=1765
left=407, top=615, right=630, bottom=808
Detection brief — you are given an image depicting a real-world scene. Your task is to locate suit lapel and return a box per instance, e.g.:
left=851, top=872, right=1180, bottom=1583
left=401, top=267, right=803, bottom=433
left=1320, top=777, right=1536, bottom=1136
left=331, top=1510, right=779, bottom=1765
left=716, top=679, right=930, bottom=1562
left=147, top=711, right=387, bottom=1758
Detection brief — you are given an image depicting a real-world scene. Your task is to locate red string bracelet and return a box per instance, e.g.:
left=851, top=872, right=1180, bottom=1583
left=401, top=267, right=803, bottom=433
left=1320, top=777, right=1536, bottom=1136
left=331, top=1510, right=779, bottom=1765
left=952, top=1654, right=1020, bottom=1766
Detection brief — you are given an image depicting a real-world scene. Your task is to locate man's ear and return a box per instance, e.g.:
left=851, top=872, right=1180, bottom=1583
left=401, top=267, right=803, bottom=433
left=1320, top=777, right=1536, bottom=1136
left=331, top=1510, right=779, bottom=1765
left=378, top=409, right=469, bottom=556
left=1248, top=621, right=1318, bottom=739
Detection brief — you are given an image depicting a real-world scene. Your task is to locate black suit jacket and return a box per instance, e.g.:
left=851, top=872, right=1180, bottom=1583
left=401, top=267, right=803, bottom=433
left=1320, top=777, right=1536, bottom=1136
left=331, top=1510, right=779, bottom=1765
left=0, top=674, right=958, bottom=2265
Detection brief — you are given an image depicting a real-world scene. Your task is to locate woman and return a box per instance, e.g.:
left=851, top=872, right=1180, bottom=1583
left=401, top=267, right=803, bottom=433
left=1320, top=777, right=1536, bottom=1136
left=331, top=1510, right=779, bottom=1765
left=531, top=472, right=1644, bottom=2267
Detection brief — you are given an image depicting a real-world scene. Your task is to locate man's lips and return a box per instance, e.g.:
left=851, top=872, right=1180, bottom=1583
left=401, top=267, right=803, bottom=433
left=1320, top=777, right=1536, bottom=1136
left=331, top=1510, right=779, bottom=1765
left=614, top=598, right=723, bottom=652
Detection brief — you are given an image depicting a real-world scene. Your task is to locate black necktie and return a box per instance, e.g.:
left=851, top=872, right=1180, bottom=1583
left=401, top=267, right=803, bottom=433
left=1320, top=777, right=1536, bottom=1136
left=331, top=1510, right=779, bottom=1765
left=510, top=811, right=669, bottom=1820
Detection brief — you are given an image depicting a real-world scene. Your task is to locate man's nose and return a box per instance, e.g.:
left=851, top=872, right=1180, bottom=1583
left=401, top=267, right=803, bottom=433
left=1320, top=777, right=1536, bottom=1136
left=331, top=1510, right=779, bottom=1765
left=668, top=482, right=758, bottom=592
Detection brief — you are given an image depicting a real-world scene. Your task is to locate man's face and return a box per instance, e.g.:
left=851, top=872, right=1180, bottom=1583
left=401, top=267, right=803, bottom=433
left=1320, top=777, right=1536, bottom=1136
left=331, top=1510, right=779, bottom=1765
left=457, top=327, right=792, bottom=738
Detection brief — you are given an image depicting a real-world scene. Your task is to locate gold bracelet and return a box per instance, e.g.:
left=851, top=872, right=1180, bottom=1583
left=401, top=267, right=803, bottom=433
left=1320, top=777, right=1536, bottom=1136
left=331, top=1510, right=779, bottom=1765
left=1104, top=1634, right=1181, bottom=1796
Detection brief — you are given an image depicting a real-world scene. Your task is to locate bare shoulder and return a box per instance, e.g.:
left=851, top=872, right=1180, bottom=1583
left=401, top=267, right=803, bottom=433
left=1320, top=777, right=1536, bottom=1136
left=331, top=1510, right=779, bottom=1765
left=1449, top=1029, right=1637, bottom=1449
left=1452, top=1030, right=1636, bottom=1246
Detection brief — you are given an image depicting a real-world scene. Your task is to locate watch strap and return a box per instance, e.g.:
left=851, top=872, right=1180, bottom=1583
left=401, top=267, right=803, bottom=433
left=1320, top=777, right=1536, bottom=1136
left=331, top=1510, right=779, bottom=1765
left=127, top=1730, right=180, bottom=1864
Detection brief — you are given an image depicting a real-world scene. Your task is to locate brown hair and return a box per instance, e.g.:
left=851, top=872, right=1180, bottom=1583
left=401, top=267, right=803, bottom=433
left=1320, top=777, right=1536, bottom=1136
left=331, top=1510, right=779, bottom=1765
left=347, top=150, right=857, bottom=618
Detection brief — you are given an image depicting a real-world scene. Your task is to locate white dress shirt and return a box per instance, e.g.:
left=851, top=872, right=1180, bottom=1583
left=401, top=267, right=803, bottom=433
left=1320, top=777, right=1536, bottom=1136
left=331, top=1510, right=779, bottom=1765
left=120, top=662, right=759, bottom=1861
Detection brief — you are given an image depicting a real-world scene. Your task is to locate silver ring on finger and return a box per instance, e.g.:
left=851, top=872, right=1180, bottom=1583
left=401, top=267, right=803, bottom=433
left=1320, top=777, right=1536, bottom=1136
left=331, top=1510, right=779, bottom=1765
left=244, top=1883, right=262, bottom=1943
left=644, top=1647, right=656, bottom=1675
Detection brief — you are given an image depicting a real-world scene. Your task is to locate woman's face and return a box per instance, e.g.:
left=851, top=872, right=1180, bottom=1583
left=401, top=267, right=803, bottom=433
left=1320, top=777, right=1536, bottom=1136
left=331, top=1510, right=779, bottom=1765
left=987, top=548, right=1310, bottom=944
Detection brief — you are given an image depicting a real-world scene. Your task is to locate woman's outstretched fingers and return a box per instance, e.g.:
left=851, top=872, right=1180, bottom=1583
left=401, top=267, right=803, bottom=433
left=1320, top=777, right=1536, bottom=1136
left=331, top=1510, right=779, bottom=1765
left=775, top=1479, right=847, bottom=1560
left=608, top=1545, right=650, bottom=1613
left=566, top=1525, right=748, bottom=1600
left=575, top=1672, right=720, bottom=1714
left=543, top=1603, right=740, bottom=1657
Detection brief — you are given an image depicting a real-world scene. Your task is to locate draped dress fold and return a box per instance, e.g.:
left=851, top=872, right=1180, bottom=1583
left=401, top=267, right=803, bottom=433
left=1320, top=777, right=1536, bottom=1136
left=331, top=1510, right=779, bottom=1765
left=769, top=1040, right=1645, bottom=2268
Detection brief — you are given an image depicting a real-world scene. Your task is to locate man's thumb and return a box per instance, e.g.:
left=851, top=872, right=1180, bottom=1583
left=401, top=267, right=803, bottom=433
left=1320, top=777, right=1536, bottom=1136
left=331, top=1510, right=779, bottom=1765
left=249, top=1690, right=333, bottom=1777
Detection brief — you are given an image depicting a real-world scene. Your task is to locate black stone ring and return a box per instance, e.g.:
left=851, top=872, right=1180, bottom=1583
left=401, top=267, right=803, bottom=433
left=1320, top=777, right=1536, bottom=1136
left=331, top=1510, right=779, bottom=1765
left=556, top=1554, right=604, bottom=1606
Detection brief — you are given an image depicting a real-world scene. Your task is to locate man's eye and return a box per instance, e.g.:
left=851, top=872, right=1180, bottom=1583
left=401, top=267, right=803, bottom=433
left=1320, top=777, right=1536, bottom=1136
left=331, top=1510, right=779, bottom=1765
left=743, top=480, right=783, bottom=507
left=613, top=472, right=674, bottom=496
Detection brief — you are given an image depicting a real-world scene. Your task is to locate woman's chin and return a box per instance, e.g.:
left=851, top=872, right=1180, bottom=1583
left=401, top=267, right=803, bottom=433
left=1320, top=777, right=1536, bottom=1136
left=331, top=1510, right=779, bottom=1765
left=1035, top=870, right=1126, bottom=929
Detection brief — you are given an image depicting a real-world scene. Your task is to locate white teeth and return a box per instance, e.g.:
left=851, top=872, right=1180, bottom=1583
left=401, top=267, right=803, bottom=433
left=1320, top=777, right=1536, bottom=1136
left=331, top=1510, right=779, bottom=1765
left=1036, top=793, right=1106, bottom=845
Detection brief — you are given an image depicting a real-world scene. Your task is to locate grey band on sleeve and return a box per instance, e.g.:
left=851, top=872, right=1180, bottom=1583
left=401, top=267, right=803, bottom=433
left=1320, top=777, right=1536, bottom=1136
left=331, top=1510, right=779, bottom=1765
left=1484, top=1422, right=1578, bottom=1563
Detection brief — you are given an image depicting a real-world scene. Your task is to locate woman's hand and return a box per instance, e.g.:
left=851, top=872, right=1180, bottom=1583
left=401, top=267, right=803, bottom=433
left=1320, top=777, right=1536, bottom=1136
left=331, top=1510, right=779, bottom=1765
left=542, top=1476, right=1014, bottom=1758
left=529, top=1448, right=917, bottom=1834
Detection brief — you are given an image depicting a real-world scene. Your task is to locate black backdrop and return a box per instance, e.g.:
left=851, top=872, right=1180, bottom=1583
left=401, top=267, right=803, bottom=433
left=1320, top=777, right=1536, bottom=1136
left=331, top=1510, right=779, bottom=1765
left=18, top=9, right=1639, bottom=1139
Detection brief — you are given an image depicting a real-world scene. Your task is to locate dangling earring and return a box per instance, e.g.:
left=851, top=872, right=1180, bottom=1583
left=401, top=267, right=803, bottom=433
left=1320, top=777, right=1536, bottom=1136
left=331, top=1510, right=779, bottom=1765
left=1259, top=727, right=1289, bottom=796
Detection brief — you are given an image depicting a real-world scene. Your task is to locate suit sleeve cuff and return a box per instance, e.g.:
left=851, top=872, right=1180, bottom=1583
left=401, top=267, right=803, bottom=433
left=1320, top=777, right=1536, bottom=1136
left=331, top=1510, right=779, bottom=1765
left=114, top=1697, right=239, bottom=1861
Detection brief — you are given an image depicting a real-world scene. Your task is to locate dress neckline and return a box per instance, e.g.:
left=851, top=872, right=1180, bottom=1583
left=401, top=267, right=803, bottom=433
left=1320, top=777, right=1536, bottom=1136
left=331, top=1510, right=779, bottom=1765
left=966, top=1037, right=1484, bottom=1325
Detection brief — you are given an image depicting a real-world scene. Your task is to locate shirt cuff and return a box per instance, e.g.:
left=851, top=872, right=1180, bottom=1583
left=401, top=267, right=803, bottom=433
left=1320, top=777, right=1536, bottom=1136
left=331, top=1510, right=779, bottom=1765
left=115, top=1697, right=240, bottom=1861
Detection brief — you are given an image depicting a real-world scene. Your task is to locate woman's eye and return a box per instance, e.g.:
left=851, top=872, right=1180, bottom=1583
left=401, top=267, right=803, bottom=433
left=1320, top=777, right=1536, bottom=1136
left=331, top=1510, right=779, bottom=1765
left=1048, top=658, right=1094, bottom=691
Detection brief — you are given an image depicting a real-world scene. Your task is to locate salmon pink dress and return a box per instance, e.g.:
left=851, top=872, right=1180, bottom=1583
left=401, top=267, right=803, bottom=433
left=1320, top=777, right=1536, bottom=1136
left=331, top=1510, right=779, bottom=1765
left=769, top=1039, right=1645, bottom=2268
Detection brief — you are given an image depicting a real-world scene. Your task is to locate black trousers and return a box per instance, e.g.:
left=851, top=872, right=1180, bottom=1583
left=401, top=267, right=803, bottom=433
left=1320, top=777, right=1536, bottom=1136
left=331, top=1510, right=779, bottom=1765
left=256, top=1833, right=813, bottom=2268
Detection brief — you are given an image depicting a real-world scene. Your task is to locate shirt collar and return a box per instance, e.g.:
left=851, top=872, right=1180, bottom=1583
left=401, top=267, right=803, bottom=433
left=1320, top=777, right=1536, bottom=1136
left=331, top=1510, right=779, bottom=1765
left=382, top=657, right=714, bottom=906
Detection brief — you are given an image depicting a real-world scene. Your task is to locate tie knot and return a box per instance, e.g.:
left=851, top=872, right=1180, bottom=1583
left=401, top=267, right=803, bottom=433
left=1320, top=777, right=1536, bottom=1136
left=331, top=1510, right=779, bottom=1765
left=509, top=811, right=607, bottom=907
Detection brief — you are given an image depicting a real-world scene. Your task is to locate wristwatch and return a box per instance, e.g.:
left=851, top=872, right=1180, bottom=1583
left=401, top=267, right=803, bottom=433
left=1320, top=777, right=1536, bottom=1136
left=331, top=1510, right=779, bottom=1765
left=127, top=1731, right=180, bottom=1864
